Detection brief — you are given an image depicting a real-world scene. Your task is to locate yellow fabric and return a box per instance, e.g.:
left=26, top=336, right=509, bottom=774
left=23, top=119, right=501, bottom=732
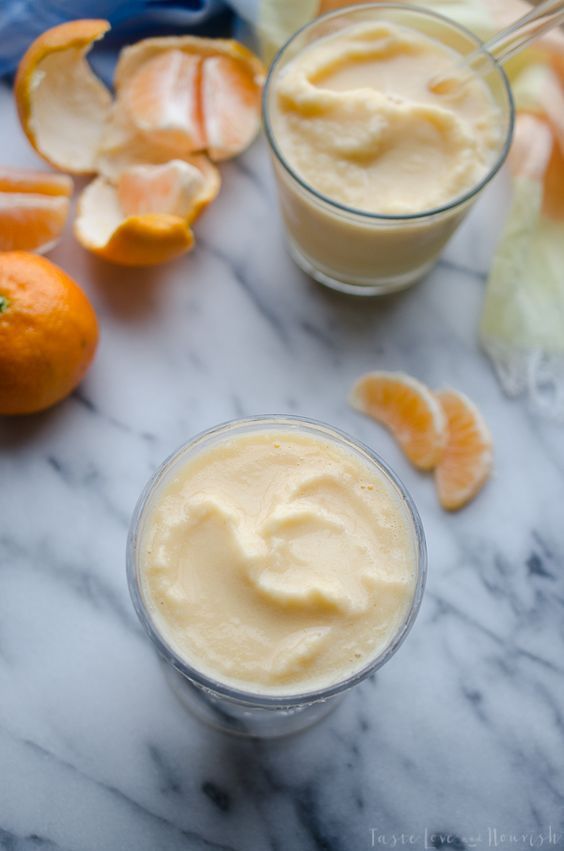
left=259, top=0, right=564, bottom=419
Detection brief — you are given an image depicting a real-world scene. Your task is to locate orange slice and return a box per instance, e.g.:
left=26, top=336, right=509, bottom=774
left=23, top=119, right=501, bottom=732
left=434, top=389, right=493, bottom=511
left=121, top=50, right=205, bottom=154
left=0, top=167, right=73, bottom=252
left=114, top=36, right=265, bottom=162
left=74, top=175, right=194, bottom=266
left=0, top=167, right=73, bottom=197
left=350, top=371, right=447, bottom=470
left=117, top=157, right=220, bottom=222
left=201, top=54, right=263, bottom=160
left=14, top=19, right=112, bottom=173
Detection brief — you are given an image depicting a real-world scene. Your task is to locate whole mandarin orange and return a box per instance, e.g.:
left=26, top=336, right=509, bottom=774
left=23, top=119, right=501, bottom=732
left=0, top=252, right=99, bottom=414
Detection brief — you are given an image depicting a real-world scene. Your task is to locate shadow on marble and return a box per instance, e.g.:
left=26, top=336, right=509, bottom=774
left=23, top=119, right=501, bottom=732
left=301, top=266, right=434, bottom=340
left=83, top=253, right=179, bottom=322
left=0, top=402, right=69, bottom=449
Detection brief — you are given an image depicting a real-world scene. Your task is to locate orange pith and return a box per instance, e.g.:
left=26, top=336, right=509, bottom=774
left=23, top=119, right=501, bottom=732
left=14, top=19, right=112, bottom=173
left=350, top=371, right=447, bottom=470
left=117, top=157, right=220, bottom=221
left=434, top=389, right=493, bottom=511
left=0, top=252, right=98, bottom=415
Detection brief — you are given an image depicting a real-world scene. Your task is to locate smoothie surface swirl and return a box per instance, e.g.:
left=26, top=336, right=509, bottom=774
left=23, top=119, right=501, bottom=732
left=271, top=21, right=503, bottom=215
left=140, top=430, right=418, bottom=694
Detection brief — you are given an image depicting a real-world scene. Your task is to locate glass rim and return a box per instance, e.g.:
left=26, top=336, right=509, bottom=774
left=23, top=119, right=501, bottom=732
left=262, top=1, right=515, bottom=223
left=126, top=414, right=427, bottom=708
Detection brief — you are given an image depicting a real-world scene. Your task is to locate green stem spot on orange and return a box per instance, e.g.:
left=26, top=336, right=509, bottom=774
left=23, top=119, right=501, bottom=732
left=0, top=295, right=10, bottom=314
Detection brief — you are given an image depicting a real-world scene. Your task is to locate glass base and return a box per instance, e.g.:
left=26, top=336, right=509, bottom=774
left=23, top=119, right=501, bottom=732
left=287, top=239, right=435, bottom=296
left=163, top=663, right=344, bottom=738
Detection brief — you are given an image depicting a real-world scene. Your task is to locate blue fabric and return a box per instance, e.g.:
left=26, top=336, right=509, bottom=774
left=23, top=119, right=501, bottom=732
left=0, top=0, right=233, bottom=78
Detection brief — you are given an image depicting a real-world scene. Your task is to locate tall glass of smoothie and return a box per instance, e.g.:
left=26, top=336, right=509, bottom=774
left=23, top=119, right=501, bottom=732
left=127, top=416, right=426, bottom=737
left=263, top=4, right=514, bottom=295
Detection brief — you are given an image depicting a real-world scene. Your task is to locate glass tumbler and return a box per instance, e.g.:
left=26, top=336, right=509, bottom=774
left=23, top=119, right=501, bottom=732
left=127, top=416, right=427, bottom=737
left=263, top=3, right=514, bottom=296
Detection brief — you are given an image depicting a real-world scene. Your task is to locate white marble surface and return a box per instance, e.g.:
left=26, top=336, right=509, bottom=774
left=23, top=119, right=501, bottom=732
left=1, top=78, right=564, bottom=851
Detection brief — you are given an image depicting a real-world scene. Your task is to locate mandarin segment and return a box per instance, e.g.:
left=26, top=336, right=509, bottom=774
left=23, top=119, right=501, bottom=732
left=0, top=193, right=70, bottom=253
left=122, top=50, right=205, bottom=153
left=0, top=252, right=98, bottom=414
left=202, top=54, right=263, bottom=160
left=113, top=35, right=265, bottom=163
left=350, top=371, right=447, bottom=470
left=434, top=389, right=493, bottom=511
left=0, top=167, right=73, bottom=197
left=114, top=35, right=264, bottom=90
left=0, top=166, right=73, bottom=253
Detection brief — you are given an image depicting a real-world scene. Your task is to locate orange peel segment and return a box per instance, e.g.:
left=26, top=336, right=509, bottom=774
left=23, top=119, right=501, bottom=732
left=434, top=389, right=493, bottom=511
left=113, top=36, right=265, bottom=162
left=14, top=19, right=112, bottom=173
left=350, top=371, right=447, bottom=470
left=74, top=175, right=194, bottom=266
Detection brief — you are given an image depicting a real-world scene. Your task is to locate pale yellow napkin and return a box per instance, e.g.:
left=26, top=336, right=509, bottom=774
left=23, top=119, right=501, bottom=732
left=259, top=0, right=564, bottom=420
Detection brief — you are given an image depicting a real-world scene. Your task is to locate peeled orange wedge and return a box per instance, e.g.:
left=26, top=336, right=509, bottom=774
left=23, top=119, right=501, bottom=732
left=14, top=19, right=112, bottom=173
left=120, top=50, right=205, bottom=155
left=113, top=36, right=265, bottom=163
left=350, top=372, right=447, bottom=470
left=0, top=167, right=73, bottom=252
left=434, top=390, right=493, bottom=511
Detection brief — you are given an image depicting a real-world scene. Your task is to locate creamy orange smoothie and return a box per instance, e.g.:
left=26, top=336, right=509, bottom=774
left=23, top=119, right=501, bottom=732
left=271, top=21, right=501, bottom=215
left=139, top=429, right=418, bottom=695
left=264, top=8, right=512, bottom=292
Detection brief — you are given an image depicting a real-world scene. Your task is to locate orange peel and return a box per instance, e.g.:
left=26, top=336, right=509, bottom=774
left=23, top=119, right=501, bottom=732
left=14, top=21, right=263, bottom=265
left=74, top=174, right=194, bottom=266
left=14, top=19, right=112, bottom=173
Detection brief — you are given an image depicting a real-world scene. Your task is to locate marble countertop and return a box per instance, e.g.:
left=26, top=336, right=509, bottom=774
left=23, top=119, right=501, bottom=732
left=1, top=79, right=563, bottom=851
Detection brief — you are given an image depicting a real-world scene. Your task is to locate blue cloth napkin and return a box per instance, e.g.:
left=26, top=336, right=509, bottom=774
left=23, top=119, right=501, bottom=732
left=0, top=0, right=254, bottom=78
